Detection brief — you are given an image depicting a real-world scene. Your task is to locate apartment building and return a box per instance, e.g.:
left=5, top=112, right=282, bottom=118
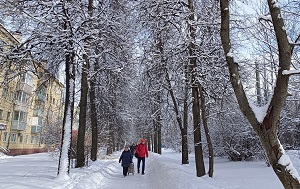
left=0, top=24, right=64, bottom=155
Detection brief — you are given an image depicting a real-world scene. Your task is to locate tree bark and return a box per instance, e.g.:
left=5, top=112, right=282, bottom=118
left=153, top=113, right=158, bottom=153
left=182, top=76, right=189, bottom=165
left=89, top=79, right=98, bottom=161
left=57, top=47, right=75, bottom=177
left=106, top=117, right=114, bottom=155
left=199, top=84, right=214, bottom=177
left=220, top=0, right=300, bottom=188
left=57, top=4, right=75, bottom=177
left=157, top=112, right=162, bottom=155
left=255, top=61, right=262, bottom=106
left=76, top=54, right=89, bottom=168
left=87, top=0, right=98, bottom=163
left=165, top=70, right=189, bottom=164
left=188, top=0, right=205, bottom=177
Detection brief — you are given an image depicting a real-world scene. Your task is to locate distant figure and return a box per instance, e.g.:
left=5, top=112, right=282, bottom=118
left=119, top=146, right=133, bottom=177
left=129, top=143, right=136, bottom=156
left=135, top=139, right=148, bottom=175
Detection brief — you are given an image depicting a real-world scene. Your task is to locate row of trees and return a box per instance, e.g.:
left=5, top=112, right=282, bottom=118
left=0, top=0, right=299, bottom=188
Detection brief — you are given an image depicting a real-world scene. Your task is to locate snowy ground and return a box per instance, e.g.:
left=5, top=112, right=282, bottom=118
left=0, top=149, right=299, bottom=189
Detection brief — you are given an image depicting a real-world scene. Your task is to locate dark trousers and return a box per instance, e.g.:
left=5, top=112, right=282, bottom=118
left=137, top=157, right=145, bottom=174
left=123, top=166, right=128, bottom=176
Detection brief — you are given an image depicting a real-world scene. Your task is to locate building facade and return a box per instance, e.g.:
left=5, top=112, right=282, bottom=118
left=0, top=24, right=64, bottom=155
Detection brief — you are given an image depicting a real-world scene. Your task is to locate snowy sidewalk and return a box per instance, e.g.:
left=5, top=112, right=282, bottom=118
left=1, top=149, right=296, bottom=189
left=65, top=153, right=156, bottom=189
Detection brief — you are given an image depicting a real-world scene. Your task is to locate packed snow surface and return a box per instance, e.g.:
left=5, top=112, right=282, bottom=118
left=0, top=149, right=299, bottom=189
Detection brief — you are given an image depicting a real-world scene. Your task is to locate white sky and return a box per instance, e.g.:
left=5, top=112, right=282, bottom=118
left=1, top=148, right=299, bottom=189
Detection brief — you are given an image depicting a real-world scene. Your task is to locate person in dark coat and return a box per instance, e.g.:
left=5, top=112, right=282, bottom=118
left=129, top=143, right=136, bottom=156
left=119, top=146, right=133, bottom=177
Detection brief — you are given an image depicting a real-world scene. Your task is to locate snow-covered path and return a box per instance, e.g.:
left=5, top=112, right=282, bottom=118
left=64, top=154, right=156, bottom=189
left=1, top=149, right=298, bottom=188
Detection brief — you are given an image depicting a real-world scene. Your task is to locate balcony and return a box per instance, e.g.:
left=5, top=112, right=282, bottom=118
left=11, top=120, right=26, bottom=131
left=16, top=82, right=33, bottom=94
left=31, top=117, right=43, bottom=133
left=33, top=109, right=44, bottom=117
left=31, top=125, right=43, bottom=133
left=14, top=102, right=29, bottom=112
left=36, top=93, right=46, bottom=102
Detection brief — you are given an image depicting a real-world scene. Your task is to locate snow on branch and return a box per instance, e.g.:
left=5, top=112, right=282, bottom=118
left=247, top=97, right=270, bottom=123
left=258, top=15, right=272, bottom=22
left=226, top=48, right=234, bottom=58
left=271, top=0, right=279, bottom=8
left=282, top=70, right=300, bottom=76
left=278, top=145, right=300, bottom=181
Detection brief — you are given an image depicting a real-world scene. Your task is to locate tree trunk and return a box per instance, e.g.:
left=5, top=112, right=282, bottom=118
left=182, top=78, right=189, bottom=165
left=57, top=49, right=75, bottom=177
left=76, top=55, right=89, bottom=168
left=150, top=134, right=154, bottom=152
left=191, top=82, right=205, bottom=177
left=165, top=70, right=189, bottom=164
left=87, top=0, right=98, bottom=163
left=156, top=92, right=162, bottom=155
left=89, top=58, right=98, bottom=161
left=57, top=5, right=75, bottom=177
left=199, top=84, right=214, bottom=177
left=106, top=115, right=114, bottom=155
left=220, top=0, right=300, bottom=188
left=255, top=61, right=262, bottom=106
left=147, top=135, right=151, bottom=152
left=153, top=118, right=158, bottom=153
left=89, top=80, right=98, bottom=161
left=157, top=120, right=162, bottom=154
left=188, top=0, right=205, bottom=177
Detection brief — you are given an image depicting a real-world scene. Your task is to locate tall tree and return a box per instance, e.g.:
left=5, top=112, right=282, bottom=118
left=220, top=0, right=300, bottom=188
left=87, top=0, right=98, bottom=162
left=76, top=57, right=89, bottom=168
left=199, top=84, right=214, bottom=177
left=57, top=1, right=76, bottom=177
left=188, top=0, right=205, bottom=177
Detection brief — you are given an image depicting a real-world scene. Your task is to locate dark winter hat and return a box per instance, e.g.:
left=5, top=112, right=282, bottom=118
left=125, top=145, right=129, bottom=148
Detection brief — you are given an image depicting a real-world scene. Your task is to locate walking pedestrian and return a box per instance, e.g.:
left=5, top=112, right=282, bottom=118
left=135, top=139, right=148, bottom=175
left=129, top=143, right=136, bottom=156
left=119, top=146, right=133, bottom=177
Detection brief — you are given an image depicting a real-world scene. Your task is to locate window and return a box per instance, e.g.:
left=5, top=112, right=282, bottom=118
left=0, top=39, right=5, bottom=51
left=2, top=88, right=8, bottom=99
left=25, top=135, right=29, bottom=144
left=53, top=98, right=55, bottom=105
left=13, top=111, right=27, bottom=122
left=38, top=117, right=43, bottom=126
left=3, top=132, right=8, bottom=142
left=37, top=88, right=46, bottom=96
left=0, top=109, right=3, bottom=119
left=31, top=136, right=35, bottom=144
left=20, top=73, right=34, bottom=86
left=11, top=133, right=17, bottom=142
left=19, top=134, right=23, bottom=143
left=6, top=112, right=11, bottom=121
left=37, top=136, right=40, bottom=144
left=16, top=91, right=28, bottom=103
left=10, top=92, right=14, bottom=101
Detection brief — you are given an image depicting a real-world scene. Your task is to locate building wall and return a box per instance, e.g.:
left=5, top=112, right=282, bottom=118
left=0, top=24, right=64, bottom=156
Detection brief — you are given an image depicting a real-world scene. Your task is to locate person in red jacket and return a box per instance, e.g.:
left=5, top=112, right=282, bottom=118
left=135, top=138, right=148, bottom=175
